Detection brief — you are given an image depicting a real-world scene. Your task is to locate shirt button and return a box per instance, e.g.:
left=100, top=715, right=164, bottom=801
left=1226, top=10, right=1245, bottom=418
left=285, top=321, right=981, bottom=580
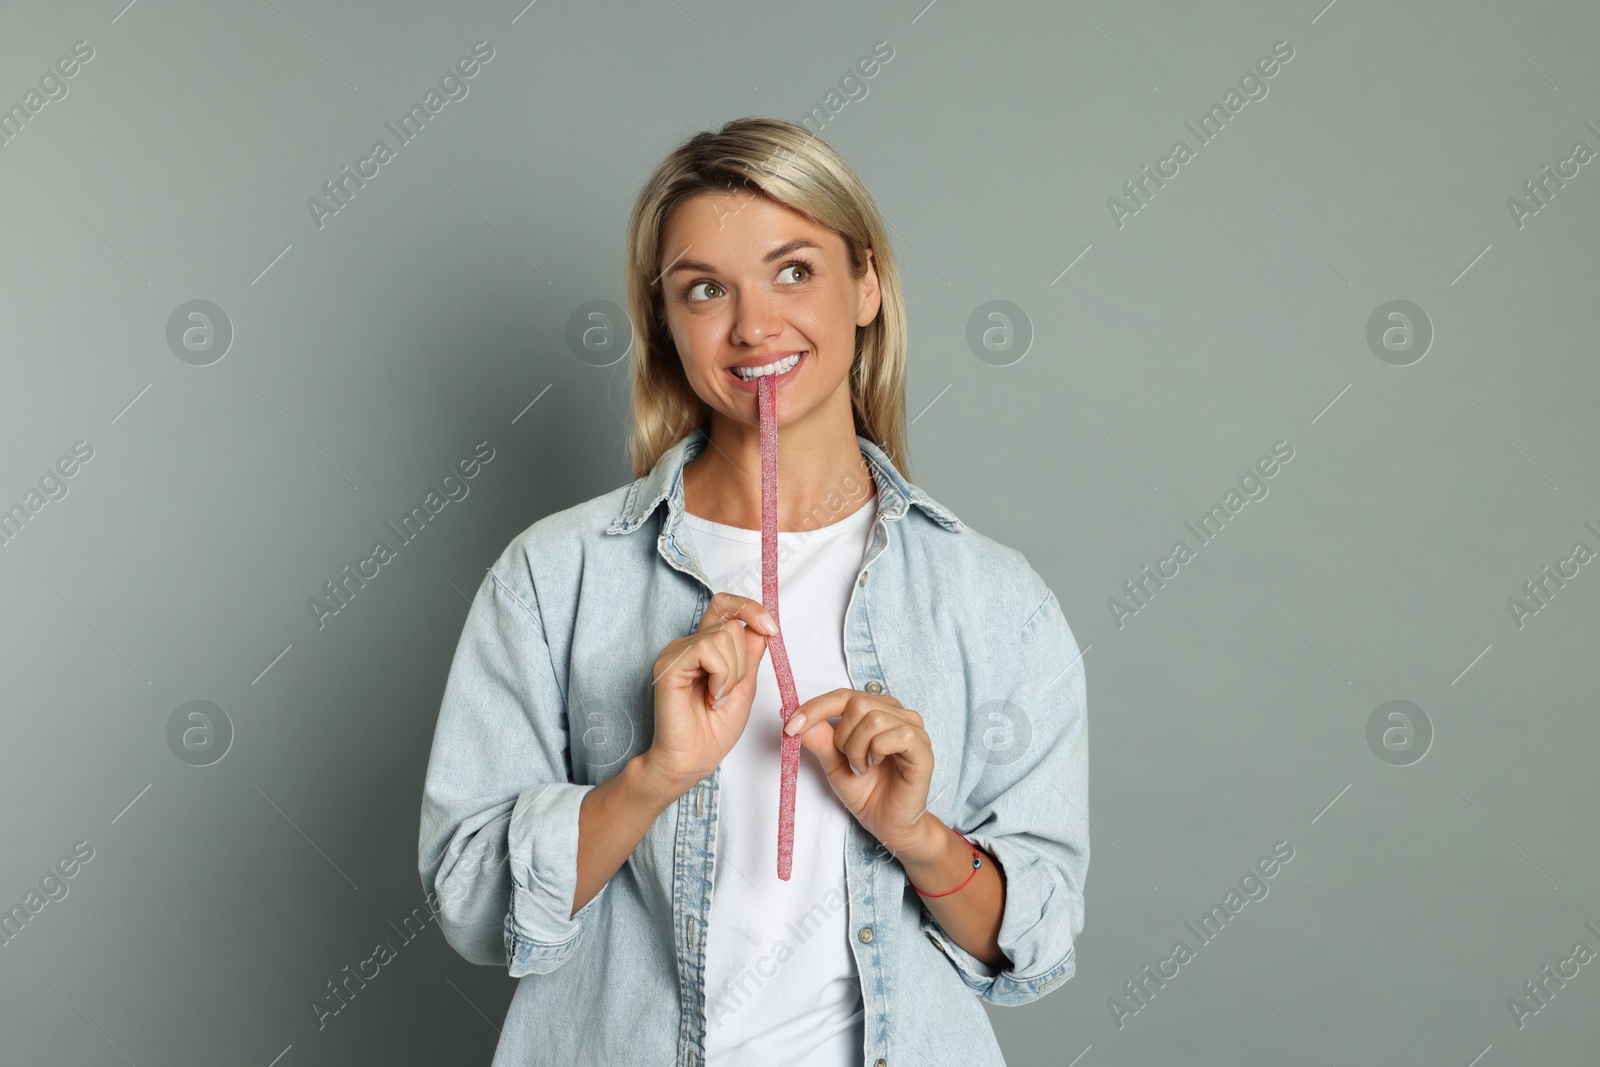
left=858, top=926, right=874, bottom=943
left=865, top=680, right=883, bottom=695
left=858, top=571, right=868, bottom=586
left=875, top=1060, right=887, bottom=1067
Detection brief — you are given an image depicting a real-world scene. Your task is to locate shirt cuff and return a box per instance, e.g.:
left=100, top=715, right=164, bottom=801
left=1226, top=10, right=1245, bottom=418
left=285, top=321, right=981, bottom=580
left=504, top=780, right=605, bottom=977
left=918, top=833, right=1078, bottom=1006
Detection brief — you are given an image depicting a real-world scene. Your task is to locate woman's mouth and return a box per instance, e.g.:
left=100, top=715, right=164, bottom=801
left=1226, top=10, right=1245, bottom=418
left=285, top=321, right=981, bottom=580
left=726, top=351, right=805, bottom=392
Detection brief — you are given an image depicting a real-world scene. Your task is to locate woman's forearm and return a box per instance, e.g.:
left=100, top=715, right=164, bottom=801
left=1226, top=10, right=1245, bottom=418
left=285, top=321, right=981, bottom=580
left=570, top=755, right=684, bottom=918
left=897, top=811, right=1010, bottom=972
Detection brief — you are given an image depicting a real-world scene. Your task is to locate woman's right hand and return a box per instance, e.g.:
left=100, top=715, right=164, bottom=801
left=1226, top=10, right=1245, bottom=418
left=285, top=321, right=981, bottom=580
left=641, top=591, right=776, bottom=798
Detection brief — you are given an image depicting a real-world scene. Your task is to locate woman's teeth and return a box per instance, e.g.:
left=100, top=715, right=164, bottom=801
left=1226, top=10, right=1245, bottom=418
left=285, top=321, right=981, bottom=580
left=732, top=353, right=801, bottom=380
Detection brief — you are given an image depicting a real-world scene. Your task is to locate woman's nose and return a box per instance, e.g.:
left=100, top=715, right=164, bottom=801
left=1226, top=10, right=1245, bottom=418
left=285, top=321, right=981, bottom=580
left=730, top=292, right=783, bottom=347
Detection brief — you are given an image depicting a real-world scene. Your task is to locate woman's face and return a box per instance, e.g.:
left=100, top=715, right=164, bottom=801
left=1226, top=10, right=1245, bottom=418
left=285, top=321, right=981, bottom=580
left=658, top=189, right=880, bottom=431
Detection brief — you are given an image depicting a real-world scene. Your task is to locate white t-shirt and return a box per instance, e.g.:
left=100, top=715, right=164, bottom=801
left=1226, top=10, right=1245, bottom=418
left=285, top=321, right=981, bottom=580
left=684, top=493, right=877, bottom=1067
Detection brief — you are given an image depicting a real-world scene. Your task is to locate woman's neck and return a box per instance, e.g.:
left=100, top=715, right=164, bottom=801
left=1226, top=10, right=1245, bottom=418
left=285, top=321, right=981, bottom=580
left=681, top=398, right=876, bottom=533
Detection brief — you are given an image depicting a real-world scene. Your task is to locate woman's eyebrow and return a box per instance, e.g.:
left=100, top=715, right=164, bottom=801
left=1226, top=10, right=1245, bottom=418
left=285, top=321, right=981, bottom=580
left=665, top=238, right=823, bottom=276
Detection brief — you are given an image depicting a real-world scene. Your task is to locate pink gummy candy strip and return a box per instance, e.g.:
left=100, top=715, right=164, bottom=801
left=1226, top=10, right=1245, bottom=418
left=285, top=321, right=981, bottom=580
left=757, top=374, right=804, bottom=881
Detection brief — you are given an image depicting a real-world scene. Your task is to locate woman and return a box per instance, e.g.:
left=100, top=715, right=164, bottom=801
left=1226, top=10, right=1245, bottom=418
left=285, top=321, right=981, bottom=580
left=418, top=117, right=1089, bottom=1067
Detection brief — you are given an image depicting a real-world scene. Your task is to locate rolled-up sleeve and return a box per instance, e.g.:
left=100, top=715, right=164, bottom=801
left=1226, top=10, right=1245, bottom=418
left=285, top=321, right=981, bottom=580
left=418, top=562, right=609, bottom=978
left=921, top=583, right=1089, bottom=1006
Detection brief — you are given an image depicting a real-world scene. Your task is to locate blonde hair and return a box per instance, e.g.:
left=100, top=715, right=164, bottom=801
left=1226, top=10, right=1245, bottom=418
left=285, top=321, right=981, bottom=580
left=622, top=116, right=911, bottom=480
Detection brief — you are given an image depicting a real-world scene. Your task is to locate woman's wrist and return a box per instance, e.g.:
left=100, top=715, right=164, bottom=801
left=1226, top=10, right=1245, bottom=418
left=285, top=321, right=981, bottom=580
left=895, top=812, right=967, bottom=891
left=625, top=753, right=694, bottom=815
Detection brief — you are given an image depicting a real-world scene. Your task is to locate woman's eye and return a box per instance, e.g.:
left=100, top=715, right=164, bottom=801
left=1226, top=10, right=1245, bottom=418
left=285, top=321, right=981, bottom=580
left=684, top=262, right=809, bottom=303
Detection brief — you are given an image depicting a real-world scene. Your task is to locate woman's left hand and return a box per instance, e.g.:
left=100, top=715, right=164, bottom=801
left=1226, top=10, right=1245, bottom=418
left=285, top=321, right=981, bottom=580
left=784, top=688, right=933, bottom=855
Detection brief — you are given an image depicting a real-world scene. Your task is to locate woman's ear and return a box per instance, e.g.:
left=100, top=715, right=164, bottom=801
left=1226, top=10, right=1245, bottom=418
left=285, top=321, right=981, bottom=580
left=856, top=246, right=882, bottom=327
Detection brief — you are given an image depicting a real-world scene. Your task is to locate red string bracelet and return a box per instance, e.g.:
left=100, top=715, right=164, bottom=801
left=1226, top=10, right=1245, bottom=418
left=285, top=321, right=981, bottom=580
left=912, top=826, right=984, bottom=898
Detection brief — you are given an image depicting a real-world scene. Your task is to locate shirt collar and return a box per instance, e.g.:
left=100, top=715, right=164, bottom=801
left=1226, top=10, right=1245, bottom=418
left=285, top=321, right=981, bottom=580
left=605, top=426, right=963, bottom=535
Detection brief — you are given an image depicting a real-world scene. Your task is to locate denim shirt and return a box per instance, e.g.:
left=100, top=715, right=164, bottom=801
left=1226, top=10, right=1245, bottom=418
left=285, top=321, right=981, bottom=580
left=418, top=427, right=1089, bottom=1067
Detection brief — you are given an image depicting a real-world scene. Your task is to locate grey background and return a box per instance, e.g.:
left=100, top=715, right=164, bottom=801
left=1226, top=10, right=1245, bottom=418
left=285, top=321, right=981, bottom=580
left=2, top=0, right=1598, bottom=1064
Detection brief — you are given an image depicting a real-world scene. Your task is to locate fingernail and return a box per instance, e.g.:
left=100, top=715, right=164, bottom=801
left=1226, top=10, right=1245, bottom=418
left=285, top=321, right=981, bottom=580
left=868, top=753, right=879, bottom=767
left=851, top=761, right=864, bottom=776
left=783, top=712, right=806, bottom=736
left=758, top=611, right=778, bottom=635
